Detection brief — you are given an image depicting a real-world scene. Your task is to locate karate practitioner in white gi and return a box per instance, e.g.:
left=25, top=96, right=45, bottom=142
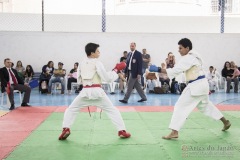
left=150, top=38, right=231, bottom=139
left=59, top=43, right=131, bottom=140
left=206, top=66, right=218, bottom=93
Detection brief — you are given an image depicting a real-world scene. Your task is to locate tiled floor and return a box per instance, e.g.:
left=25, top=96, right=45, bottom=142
left=0, top=88, right=240, bottom=110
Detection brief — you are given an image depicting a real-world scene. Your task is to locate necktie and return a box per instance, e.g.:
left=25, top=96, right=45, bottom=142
left=9, top=69, right=18, bottom=85
left=128, top=52, right=134, bottom=70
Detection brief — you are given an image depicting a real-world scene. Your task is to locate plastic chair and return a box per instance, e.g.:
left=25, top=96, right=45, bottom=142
left=52, top=82, right=62, bottom=94
left=1, top=90, right=22, bottom=107
left=71, top=82, right=79, bottom=93
left=143, top=72, right=160, bottom=93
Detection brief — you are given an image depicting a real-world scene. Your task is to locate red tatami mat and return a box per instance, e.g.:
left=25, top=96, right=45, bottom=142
left=0, top=147, right=13, bottom=160
left=0, top=107, right=52, bottom=160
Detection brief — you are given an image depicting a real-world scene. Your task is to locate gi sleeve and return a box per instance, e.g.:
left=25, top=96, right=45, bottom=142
left=96, top=61, right=118, bottom=83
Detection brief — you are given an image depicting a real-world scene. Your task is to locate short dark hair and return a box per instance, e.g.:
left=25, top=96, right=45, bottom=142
left=123, top=51, right=128, bottom=54
left=85, top=43, right=99, bottom=56
left=209, top=66, right=214, bottom=69
left=75, top=62, right=79, bottom=66
left=4, top=58, right=10, bottom=63
left=178, top=38, right=192, bottom=50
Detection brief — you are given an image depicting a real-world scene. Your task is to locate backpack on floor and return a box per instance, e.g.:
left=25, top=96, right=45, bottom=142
left=170, top=80, right=178, bottom=94
left=154, top=83, right=169, bottom=94
left=178, top=83, right=187, bottom=94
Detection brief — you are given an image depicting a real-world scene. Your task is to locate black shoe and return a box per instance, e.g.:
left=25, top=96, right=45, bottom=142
left=138, top=99, right=147, bottom=102
left=9, top=104, right=15, bottom=110
left=21, top=103, right=31, bottom=107
left=110, top=92, right=115, bottom=95
left=211, top=90, right=215, bottom=93
left=120, top=91, right=124, bottom=94
left=119, top=100, right=128, bottom=104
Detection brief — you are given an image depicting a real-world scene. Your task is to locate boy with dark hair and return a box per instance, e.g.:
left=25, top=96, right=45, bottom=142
left=59, top=43, right=131, bottom=140
left=150, top=38, right=231, bottom=139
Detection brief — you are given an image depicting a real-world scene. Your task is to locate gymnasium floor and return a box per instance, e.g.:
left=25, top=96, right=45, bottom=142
left=0, top=89, right=240, bottom=160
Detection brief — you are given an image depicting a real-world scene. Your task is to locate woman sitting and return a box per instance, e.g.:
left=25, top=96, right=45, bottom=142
left=24, top=65, right=34, bottom=83
left=221, top=61, right=239, bottom=93
left=15, top=60, right=25, bottom=80
left=39, top=61, right=54, bottom=93
left=67, top=62, right=79, bottom=94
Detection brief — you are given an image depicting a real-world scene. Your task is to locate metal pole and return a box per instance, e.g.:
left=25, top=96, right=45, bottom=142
left=220, top=0, right=225, bottom=33
left=42, top=0, right=44, bottom=31
left=102, top=0, right=106, bottom=32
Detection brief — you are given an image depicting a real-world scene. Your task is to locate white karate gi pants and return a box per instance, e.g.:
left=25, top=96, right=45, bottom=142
left=62, top=94, right=126, bottom=131
left=169, top=87, right=223, bottom=131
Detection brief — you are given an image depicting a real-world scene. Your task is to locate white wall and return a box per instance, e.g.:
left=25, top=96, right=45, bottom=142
left=0, top=32, right=240, bottom=74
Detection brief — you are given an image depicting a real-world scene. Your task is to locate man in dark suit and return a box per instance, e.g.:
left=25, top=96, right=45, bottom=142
left=0, top=58, right=31, bottom=110
left=119, top=42, right=147, bottom=103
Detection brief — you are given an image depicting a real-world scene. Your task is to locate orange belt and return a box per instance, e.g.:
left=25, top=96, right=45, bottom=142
left=83, top=84, right=101, bottom=88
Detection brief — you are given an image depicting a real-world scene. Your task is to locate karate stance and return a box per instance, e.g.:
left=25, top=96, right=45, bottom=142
left=59, top=43, right=131, bottom=140
left=150, top=38, right=231, bottom=139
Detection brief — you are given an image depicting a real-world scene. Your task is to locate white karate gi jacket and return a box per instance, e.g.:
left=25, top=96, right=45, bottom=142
left=77, top=58, right=118, bottom=99
left=166, top=50, right=209, bottom=96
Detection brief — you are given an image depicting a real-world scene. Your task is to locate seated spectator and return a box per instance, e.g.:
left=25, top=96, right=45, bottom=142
left=141, top=49, right=151, bottom=87
left=165, top=52, right=176, bottom=84
left=24, top=65, right=34, bottom=83
left=118, top=71, right=127, bottom=94
left=232, top=65, right=240, bottom=78
left=221, top=61, right=239, bottom=93
left=165, top=52, right=175, bottom=69
left=144, top=66, right=159, bottom=93
left=118, top=52, right=128, bottom=93
left=109, top=71, right=127, bottom=94
left=15, top=60, right=25, bottom=80
left=0, top=58, right=31, bottom=110
left=206, top=66, right=217, bottom=93
left=120, top=51, right=128, bottom=63
left=230, top=61, right=240, bottom=79
left=39, top=61, right=54, bottom=93
left=48, top=62, right=66, bottom=94
left=159, top=72, right=170, bottom=86
left=159, top=62, right=170, bottom=86
left=67, top=62, right=79, bottom=94
left=230, top=61, right=236, bottom=69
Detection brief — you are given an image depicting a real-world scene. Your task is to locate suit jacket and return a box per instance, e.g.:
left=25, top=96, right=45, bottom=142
left=0, top=67, right=24, bottom=92
left=124, top=50, right=143, bottom=78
